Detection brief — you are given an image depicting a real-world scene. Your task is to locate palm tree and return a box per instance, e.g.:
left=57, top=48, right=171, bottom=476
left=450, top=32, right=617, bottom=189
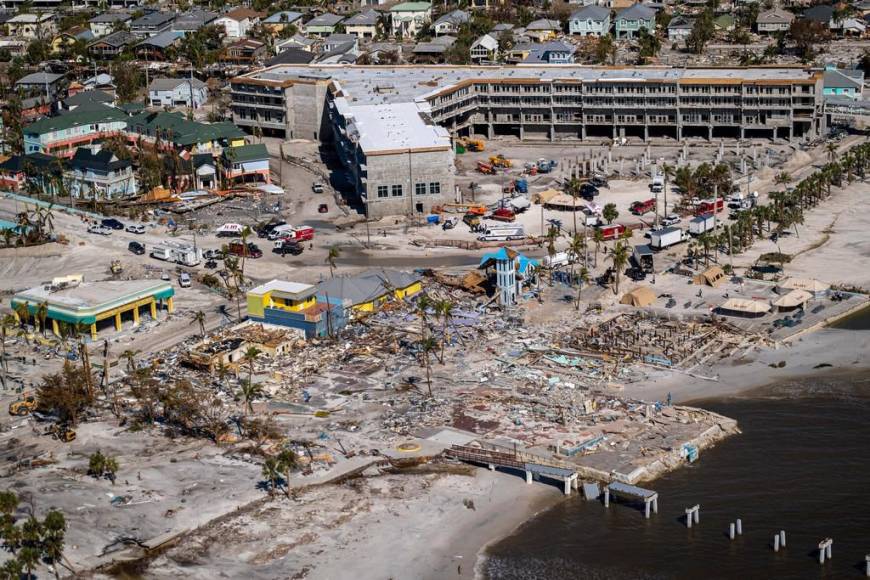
left=415, top=293, right=432, bottom=341
left=193, top=310, right=206, bottom=337
left=575, top=266, right=589, bottom=310
left=325, top=246, right=340, bottom=278
left=36, top=301, right=49, bottom=336
left=568, top=232, right=585, bottom=286
left=18, top=545, right=39, bottom=580
left=592, top=227, right=604, bottom=268
left=565, top=176, right=582, bottom=236
left=826, top=142, right=837, bottom=164
left=609, top=240, right=630, bottom=295
left=237, top=378, right=263, bottom=416
left=435, top=299, right=454, bottom=364
left=121, top=349, right=139, bottom=372
left=261, top=456, right=281, bottom=496
left=42, top=509, right=67, bottom=580
left=420, top=336, right=437, bottom=398
left=1, top=314, right=15, bottom=374
left=242, top=345, right=261, bottom=384
left=276, top=449, right=298, bottom=498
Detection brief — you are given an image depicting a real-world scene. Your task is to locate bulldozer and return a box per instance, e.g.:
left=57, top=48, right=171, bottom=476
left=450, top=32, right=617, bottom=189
left=9, top=394, right=37, bottom=416
left=489, top=155, right=513, bottom=168
left=47, top=423, right=76, bottom=443
left=110, top=260, right=123, bottom=276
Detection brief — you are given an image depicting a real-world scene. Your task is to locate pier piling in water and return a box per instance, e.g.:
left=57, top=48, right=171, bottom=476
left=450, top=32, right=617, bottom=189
left=736, top=519, right=742, bottom=536
left=685, top=505, right=700, bottom=528
left=818, top=539, right=833, bottom=564
left=774, top=535, right=780, bottom=552
left=729, top=523, right=735, bottom=540
left=865, top=554, right=870, bottom=577
left=780, top=530, right=786, bottom=547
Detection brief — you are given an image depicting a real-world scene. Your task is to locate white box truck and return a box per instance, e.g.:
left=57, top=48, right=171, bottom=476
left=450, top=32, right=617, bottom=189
left=478, top=225, right=525, bottom=241
left=649, top=227, right=688, bottom=250
left=688, top=214, right=716, bottom=236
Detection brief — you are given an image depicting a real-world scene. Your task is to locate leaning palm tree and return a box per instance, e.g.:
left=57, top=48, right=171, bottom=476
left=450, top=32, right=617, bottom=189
left=609, top=240, right=630, bottom=295
left=242, top=346, right=261, bottom=384
left=325, top=246, right=340, bottom=278
left=420, top=336, right=437, bottom=398
left=575, top=266, right=590, bottom=310
left=193, top=310, right=206, bottom=337
left=237, top=378, right=263, bottom=416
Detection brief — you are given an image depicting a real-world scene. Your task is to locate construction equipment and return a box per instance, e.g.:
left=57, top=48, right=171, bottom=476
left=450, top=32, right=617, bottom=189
left=489, top=154, right=513, bottom=168
left=462, top=213, right=481, bottom=229
left=476, top=161, right=496, bottom=175
left=47, top=423, right=76, bottom=442
left=489, top=208, right=516, bottom=222
left=537, top=158, right=558, bottom=173
left=461, top=137, right=485, bottom=152
left=110, top=260, right=123, bottom=275
left=9, top=394, right=37, bottom=416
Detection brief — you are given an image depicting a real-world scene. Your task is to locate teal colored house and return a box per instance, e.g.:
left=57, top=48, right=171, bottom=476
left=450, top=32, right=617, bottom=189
left=823, top=66, right=864, bottom=100
left=569, top=6, right=611, bottom=37
left=615, top=4, right=655, bottom=39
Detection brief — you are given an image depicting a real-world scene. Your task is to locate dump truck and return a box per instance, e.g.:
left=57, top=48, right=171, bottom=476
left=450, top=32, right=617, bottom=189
left=489, top=154, right=512, bottom=168
left=9, top=394, right=37, bottom=416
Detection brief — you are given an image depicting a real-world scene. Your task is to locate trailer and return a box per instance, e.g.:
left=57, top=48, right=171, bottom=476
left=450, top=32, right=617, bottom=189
left=649, top=227, right=689, bottom=250
left=150, top=242, right=202, bottom=266
left=632, top=244, right=655, bottom=273
left=478, top=225, right=525, bottom=241
left=688, top=213, right=716, bottom=236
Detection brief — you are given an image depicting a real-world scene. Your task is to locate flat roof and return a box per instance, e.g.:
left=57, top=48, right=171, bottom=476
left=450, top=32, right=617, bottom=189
left=236, top=64, right=820, bottom=106
left=248, top=279, right=316, bottom=299
left=334, top=99, right=450, bottom=154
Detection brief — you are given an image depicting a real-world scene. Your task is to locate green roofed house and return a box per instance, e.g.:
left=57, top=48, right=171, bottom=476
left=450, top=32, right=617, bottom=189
left=23, top=108, right=129, bottom=158
left=125, top=111, right=247, bottom=155
left=390, top=2, right=432, bottom=39
left=11, top=276, right=174, bottom=341
left=222, top=143, right=271, bottom=185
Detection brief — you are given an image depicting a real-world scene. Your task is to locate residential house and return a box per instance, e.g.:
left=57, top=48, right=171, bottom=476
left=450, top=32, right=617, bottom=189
left=390, top=2, right=432, bottom=39
left=65, top=145, right=137, bottom=199
left=313, top=40, right=359, bottom=64
left=667, top=15, right=693, bottom=42
left=60, top=89, right=114, bottom=113
left=568, top=6, right=611, bottom=36
left=756, top=8, right=794, bottom=33
left=615, top=3, right=655, bottom=38
left=0, top=153, right=58, bottom=192
left=323, top=33, right=359, bottom=52
left=343, top=10, right=379, bottom=39
left=88, top=11, right=132, bottom=38
left=134, top=29, right=184, bottom=60
left=52, top=26, right=94, bottom=54
left=275, top=33, right=318, bottom=53
left=214, top=8, right=264, bottom=38
left=261, top=11, right=304, bottom=35
left=130, top=11, right=175, bottom=38
left=265, top=46, right=316, bottom=66
left=412, top=35, right=455, bottom=63
left=148, top=78, right=208, bottom=109
left=0, top=38, right=27, bottom=58
left=802, top=4, right=833, bottom=26
left=524, top=40, right=576, bottom=64
left=15, top=72, right=66, bottom=101
left=524, top=19, right=561, bottom=42
left=88, top=30, right=137, bottom=58
left=433, top=9, right=468, bottom=35
left=7, top=13, right=56, bottom=40
left=192, top=153, right=217, bottom=190
left=124, top=111, right=246, bottom=156
left=222, top=38, right=266, bottom=64
left=833, top=17, right=866, bottom=36
left=23, top=107, right=129, bottom=157
left=468, top=0, right=505, bottom=10
left=222, top=142, right=270, bottom=184
left=470, top=33, right=498, bottom=62
left=303, top=13, right=344, bottom=37
left=316, top=269, right=422, bottom=318
left=502, top=40, right=535, bottom=63
left=246, top=280, right=346, bottom=339
left=171, top=9, right=218, bottom=34
left=823, top=65, right=864, bottom=99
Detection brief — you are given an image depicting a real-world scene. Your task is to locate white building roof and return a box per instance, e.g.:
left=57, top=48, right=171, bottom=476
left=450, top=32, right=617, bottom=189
left=248, top=279, right=317, bottom=298
left=334, top=98, right=451, bottom=154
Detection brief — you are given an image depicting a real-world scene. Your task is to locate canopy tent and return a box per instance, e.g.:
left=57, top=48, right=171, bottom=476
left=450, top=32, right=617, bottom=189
left=717, top=298, right=771, bottom=318
left=773, top=289, right=812, bottom=311
left=693, top=265, right=726, bottom=287
left=776, top=277, right=830, bottom=296
left=619, top=286, right=657, bottom=307
left=542, top=192, right=586, bottom=210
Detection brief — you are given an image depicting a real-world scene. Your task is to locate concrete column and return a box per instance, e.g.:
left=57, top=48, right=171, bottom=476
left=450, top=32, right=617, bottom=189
left=488, top=463, right=495, bottom=471
left=51, top=319, right=59, bottom=336
left=774, top=535, right=780, bottom=552
left=652, top=497, right=658, bottom=514
left=90, top=323, right=97, bottom=341
left=581, top=125, right=586, bottom=140
left=525, top=470, right=532, bottom=484
left=114, top=312, right=122, bottom=332
left=550, top=125, right=555, bottom=142
left=643, top=126, right=649, bottom=142
left=487, top=124, right=493, bottom=139
left=150, top=299, right=157, bottom=319
left=677, top=125, right=682, bottom=141
left=167, top=297, right=175, bottom=313
left=644, top=499, right=651, bottom=519
left=740, top=127, right=745, bottom=140
left=604, top=487, right=610, bottom=507
left=132, top=305, right=140, bottom=326
left=708, top=125, right=713, bottom=141
left=519, top=124, right=524, bottom=140
left=563, top=477, right=571, bottom=496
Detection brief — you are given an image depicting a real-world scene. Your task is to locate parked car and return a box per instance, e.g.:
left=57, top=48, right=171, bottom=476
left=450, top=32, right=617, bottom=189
left=580, top=183, right=599, bottom=199
left=203, top=249, right=222, bottom=260
left=101, top=218, right=124, bottom=230
left=274, top=239, right=304, bottom=256
left=204, top=260, right=218, bottom=269
left=228, top=241, right=262, bottom=259
left=128, top=241, right=145, bottom=255
left=318, top=203, right=329, bottom=214
left=178, top=272, right=191, bottom=288
left=125, top=224, right=146, bottom=234
left=88, top=224, right=112, bottom=235
left=160, top=271, right=170, bottom=281
left=312, top=182, right=324, bottom=194
left=661, top=214, right=680, bottom=227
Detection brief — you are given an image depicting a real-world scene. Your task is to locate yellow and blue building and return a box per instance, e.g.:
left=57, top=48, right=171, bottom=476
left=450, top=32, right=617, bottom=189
left=246, top=280, right=346, bottom=338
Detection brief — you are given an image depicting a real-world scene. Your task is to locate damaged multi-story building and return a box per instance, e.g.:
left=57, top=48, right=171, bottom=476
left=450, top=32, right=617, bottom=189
left=230, top=65, right=825, bottom=217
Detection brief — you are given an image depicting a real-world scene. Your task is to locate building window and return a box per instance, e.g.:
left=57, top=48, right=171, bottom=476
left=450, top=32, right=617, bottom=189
left=415, top=182, right=426, bottom=196
left=429, top=182, right=440, bottom=195
left=377, top=185, right=388, bottom=198
left=391, top=184, right=403, bottom=197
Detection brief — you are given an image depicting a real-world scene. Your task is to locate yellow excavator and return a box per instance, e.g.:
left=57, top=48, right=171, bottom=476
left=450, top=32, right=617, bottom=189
left=47, top=423, right=76, bottom=443
left=8, top=394, right=37, bottom=416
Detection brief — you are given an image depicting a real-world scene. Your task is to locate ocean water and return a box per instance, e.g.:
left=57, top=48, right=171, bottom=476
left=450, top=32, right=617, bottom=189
left=484, top=370, right=870, bottom=579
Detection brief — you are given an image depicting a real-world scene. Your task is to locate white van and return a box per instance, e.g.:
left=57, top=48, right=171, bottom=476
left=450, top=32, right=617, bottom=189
left=268, top=224, right=296, bottom=240
left=179, top=272, right=191, bottom=288
left=542, top=251, right=573, bottom=268
left=216, top=223, right=244, bottom=237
